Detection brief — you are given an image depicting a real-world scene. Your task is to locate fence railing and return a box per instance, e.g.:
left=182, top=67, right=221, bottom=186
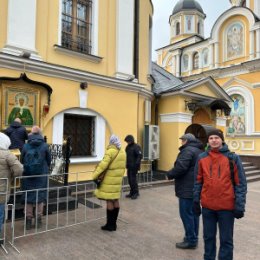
left=1, top=161, right=155, bottom=254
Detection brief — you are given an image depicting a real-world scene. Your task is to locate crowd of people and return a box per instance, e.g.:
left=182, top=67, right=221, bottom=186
left=0, top=116, right=247, bottom=260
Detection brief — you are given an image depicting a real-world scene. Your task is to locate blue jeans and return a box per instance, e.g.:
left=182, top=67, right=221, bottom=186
left=202, top=208, right=234, bottom=260
left=179, top=198, right=199, bottom=245
left=0, top=203, right=5, bottom=235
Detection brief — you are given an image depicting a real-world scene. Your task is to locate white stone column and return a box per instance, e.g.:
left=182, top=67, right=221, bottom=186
left=172, top=56, right=176, bottom=75
left=214, top=42, right=219, bottom=68
left=115, top=0, right=135, bottom=80
left=249, top=31, right=255, bottom=59
left=176, top=53, right=181, bottom=77
left=3, top=0, right=41, bottom=60
left=188, top=53, right=193, bottom=76
left=256, top=29, right=260, bottom=59
left=209, top=44, right=214, bottom=69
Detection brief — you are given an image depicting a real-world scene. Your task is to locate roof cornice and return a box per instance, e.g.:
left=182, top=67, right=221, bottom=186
left=0, top=53, right=153, bottom=98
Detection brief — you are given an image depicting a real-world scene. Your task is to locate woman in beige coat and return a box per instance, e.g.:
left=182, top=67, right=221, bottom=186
left=0, top=132, right=23, bottom=242
left=93, top=134, right=126, bottom=231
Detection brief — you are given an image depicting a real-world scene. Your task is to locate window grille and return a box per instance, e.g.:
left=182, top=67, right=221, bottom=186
left=63, top=113, right=95, bottom=156
left=62, top=0, right=92, bottom=54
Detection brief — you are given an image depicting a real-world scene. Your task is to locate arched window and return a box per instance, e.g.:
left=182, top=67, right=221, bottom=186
left=176, top=22, right=180, bottom=35
left=202, top=48, right=209, bottom=67
left=197, top=22, right=201, bottom=35
left=182, top=54, right=189, bottom=71
left=193, top=52, right=199, bottom=70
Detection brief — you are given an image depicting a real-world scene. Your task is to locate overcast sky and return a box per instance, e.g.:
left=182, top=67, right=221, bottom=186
left=152, top=0, right=231, bottom=61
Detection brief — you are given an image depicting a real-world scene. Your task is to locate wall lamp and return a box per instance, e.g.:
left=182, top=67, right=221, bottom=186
left=80, top=82, right=88, bottom=89
left=185, top=100, right=197, bottom=112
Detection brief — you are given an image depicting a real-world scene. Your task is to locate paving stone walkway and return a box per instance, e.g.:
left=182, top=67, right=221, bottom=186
left=1, top=181, right=259, bottom=260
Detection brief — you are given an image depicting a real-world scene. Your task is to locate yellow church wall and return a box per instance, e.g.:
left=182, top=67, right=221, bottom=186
left=189, top=84, right=220, bottom=98
left=159, top=95, right=185, bottom=114
left=218, top=16, right=249, bottom=65
left=0, top=0, right=8, bottom=50
left=139, top=0, right=153, bottom=87
left=35, top=0, right=114, bottom=77
left=158, top=121, right=190, bottom=171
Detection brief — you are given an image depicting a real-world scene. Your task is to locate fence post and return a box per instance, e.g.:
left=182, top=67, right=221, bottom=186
left=63, top=136, right=72, bottom=186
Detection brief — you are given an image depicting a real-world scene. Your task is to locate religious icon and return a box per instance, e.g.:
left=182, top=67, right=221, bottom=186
left=2, top=85, right=40, bottom=129
left=8, top=93, right=33, bottom=125
left=227, top=23, right=244, bottom=60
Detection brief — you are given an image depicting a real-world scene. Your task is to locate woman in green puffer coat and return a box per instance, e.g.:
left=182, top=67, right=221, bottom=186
left=92, top=134, right=126, bottom=231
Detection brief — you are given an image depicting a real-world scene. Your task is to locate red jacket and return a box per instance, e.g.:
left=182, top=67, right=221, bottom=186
left=194, top=144, right=246, bottom=211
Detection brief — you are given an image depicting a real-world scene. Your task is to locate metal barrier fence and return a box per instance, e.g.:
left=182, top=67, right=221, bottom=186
left=1, top=161, right=155, bottom=254
left=0, top=178, right=9, bottom=254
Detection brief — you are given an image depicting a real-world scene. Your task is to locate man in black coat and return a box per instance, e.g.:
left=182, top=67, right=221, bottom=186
left=167, top=133, right=203, bottom=249
left=5, top=118, right=28, bottom=151
left=124, top=135, right=142, bottom=200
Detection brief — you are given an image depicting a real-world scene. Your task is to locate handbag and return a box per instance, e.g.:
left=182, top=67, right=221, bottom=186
left=94, top=150, right=120, bottom=188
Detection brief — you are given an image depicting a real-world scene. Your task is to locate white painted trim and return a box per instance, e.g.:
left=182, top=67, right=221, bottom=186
left=216, top=117, right=227, bottom=127
left=222, top=77, right=253, bottom=89
left=92, top=0, right=99, bottom=55
left=54, top=45, right=102, bottom=63
left=57, top=0, right=98, bottom=56
left=115, top=0, right=134, bottom=79
left=52, top=108, right=106, bottom=163
left=223, top=21, right=245, bottom=62
left=211, top=7, right=256, bottom=41
left=57, top=0, right=62, bottom=46
left=225, top=85, right=255, bottom=135
left=0, top=54, right=153, bottom=99
left=241, top=140, right=255, bottom=151
left=160, top=113, right=193, bottom=123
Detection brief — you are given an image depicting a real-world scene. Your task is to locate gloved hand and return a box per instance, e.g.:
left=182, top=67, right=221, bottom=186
left=233, top=210, right=244, bottom=219
left=193, top=201, right=201, bottom=216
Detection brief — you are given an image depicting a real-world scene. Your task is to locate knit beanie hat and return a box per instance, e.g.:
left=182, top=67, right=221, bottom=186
left=207, top=129, right=224, bottom=141
left=179, top=133, right=196, bottom=142
left=109, top=134, right=121, bottom=149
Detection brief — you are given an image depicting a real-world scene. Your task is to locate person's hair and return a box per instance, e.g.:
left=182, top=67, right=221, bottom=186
left=14, top=118, right=22, bottom=124
left=31, top=125, right=42, bottom=135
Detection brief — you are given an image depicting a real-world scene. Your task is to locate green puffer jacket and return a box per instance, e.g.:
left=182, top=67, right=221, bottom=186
left=93, top=145, right=126, bottom=200
left=0, top=150, right=23, bottom=203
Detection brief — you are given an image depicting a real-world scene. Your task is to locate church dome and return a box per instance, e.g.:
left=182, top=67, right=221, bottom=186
left=172, top=0, right=205, bottom=15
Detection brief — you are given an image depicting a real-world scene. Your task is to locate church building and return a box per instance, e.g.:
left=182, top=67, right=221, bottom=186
left=155, top=0, right=260, bottom=171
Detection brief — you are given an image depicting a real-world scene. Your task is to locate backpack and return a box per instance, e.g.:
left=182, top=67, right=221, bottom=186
left=24, top=145, right=45, bottom=175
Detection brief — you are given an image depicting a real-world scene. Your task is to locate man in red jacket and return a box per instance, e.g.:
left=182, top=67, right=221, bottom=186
left=193, top=129, right=247, bottom=260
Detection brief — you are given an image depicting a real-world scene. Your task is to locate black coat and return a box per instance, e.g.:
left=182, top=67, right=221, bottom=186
left=125, top=143, right=142, bottom=170
left=21, top=134, right=51, bottom=203
left=167, top=139, right=203, bottom=199
left=5, top=121, right=28, bottom=151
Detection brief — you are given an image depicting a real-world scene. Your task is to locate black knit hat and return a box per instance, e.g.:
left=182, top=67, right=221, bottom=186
left=124, top=135, right=134, bottom=143
left=207, top=129, right=224, bottom=141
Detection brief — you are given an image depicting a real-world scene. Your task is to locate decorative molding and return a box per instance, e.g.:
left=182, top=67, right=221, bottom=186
left=0, top=53, right=153, bottom=99
left=160, top=112, right=193, bottom=123
left=225, top=85, right=255, bottom=135
left=216, top=117, right=227, bottom=127
left=52, top=108, right=106, bottom=163
left=222, top=77, right=253, bottom=89
left=226, top=139, right=255, bottom=151
left=54, top=45, right=102, bottom=63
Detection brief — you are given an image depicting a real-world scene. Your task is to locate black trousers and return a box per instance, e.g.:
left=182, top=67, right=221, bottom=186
left=127, top=169, right=139, bottom=195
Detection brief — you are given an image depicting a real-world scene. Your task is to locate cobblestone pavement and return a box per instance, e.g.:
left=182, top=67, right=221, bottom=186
left=0, top=181, right=260, bottom=260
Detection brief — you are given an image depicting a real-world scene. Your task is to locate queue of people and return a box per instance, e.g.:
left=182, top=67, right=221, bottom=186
left=0, top=117, right=247, bottom=260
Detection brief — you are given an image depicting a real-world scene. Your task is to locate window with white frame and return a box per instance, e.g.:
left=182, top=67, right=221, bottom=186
left=62, top=0, right=93, bottom=54
left=53, top=108, right=106, bottom=163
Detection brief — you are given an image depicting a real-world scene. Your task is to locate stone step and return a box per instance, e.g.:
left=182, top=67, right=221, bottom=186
left=244, top=166, right=258, bottom=171
left=246, top=175, right=260, bottom=183
left=245, top=170, right=260, bottom=176
left=242, top=162, right=253, bottom=166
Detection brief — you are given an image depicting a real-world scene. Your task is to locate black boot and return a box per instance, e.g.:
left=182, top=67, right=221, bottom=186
left=101, top=209, right=114, bottom=231
left=112, top=207, right=120, bottom=231
left=26, top=218, right=32, bottom=230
